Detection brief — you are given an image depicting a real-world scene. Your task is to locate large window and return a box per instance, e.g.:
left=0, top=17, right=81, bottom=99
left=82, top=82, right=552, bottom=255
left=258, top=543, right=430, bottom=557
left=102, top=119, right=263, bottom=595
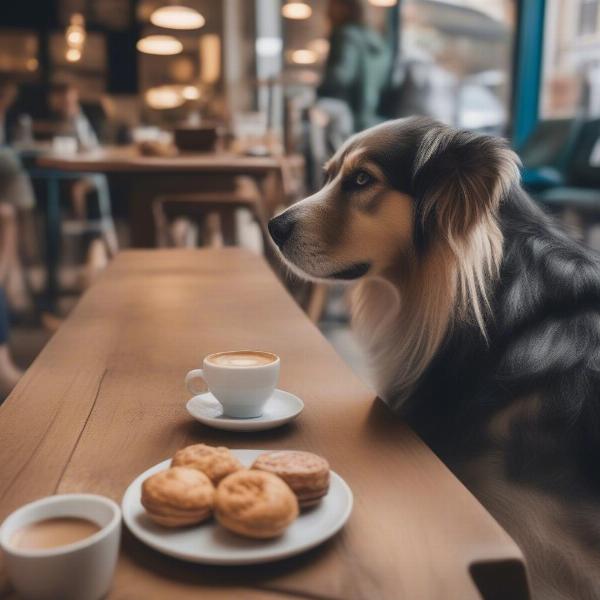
left=396, top=0, right=516, bottom=134
left=541, top=0, right=600, bottom=119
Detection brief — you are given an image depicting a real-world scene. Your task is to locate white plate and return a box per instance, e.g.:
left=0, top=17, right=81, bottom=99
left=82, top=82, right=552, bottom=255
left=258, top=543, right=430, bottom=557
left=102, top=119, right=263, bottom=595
left=186, top=389, right=304, bottom=431
left=121, top=449, right=353, bottom=565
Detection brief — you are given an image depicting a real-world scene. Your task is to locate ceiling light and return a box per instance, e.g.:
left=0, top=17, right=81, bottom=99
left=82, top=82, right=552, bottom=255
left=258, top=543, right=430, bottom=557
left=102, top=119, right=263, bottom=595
left=66, top=48, right=82, bottom=62
left=368, top=0, right=397, bottom=6
left=67, top=29, right=85, bottom=45
left=182, top=85, right=200, bottom=100
left=282, top=1, right=312, bottom=19
left=289, top=49, right=317, bottom=65
left=150, top=6, right=205, bottom=30
left=137, top=35, right=183, bottom=55
left=145, top=85, right=185, bottom=109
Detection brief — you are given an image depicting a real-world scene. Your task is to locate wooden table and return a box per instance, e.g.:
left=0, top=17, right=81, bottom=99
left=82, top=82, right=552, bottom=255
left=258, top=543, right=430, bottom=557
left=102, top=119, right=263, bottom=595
left=0, top=249, right=529, bottom=600
left=28, top=146, right=301, bottom=310
left=36, top=147, right=302, bottom=247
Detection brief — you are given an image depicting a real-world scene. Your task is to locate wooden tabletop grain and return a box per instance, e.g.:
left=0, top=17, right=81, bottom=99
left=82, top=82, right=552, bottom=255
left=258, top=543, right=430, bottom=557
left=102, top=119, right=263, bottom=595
left=0, top=249, right=529, bottom=600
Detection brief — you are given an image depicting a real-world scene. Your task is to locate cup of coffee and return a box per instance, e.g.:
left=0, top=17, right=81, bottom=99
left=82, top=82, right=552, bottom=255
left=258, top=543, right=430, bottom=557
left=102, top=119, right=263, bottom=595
left=185, top=350, right=280, bottom=418
left=0, top=494, right=121, bottom=600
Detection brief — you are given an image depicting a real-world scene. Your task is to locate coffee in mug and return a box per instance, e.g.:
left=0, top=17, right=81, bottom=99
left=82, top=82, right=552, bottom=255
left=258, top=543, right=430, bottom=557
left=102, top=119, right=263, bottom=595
left=11, top=517, right=101, bottom=550
left=186, top=350, right=280, bottom=418
left=0, top=493, right=121, bottom=600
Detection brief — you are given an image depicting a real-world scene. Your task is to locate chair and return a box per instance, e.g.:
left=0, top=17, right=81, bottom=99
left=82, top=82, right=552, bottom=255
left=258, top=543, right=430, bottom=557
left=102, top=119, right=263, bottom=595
left=61, top=173, right=119, bottom=257
left=519, top=118, right=584, bottom=193
left=153, top=176, right=270, bottom=250
left=534, top=119, right=600, bottom=244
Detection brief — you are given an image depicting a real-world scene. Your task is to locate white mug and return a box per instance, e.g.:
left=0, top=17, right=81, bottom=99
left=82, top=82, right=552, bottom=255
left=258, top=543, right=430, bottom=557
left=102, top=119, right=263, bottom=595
left=185, top=350, right=280, bottom=418
left=0, top=494, right=121, bottom=600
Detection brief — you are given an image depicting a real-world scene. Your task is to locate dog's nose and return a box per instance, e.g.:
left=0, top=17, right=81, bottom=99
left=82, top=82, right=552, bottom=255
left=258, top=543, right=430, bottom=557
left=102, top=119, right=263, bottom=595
left=268, top=214, right=296, bottom=249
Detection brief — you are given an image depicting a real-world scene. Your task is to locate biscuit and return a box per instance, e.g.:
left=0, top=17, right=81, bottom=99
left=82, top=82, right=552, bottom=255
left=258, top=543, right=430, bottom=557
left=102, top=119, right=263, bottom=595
left=141, top=466, right=215, bottom=527
left=252, top=450, right=330, bottom=508
left=171, top=443, right=243, bottom=484
left=215, top=470, right=299, bottom=538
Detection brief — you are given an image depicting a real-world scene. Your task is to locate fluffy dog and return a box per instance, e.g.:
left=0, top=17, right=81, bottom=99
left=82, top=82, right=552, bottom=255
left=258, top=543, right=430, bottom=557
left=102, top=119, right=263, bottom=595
left=269, top=116, right=600, bottom=599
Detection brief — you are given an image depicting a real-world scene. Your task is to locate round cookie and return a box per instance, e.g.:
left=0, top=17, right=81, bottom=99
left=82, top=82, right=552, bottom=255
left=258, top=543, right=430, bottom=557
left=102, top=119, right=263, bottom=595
left=171, top=443, right=243, bottom=484
left=252, top=450, right=330, bottom=508
left=141, top=466, right=215, bottom=527
left=215, top=470, right=298, bottom=539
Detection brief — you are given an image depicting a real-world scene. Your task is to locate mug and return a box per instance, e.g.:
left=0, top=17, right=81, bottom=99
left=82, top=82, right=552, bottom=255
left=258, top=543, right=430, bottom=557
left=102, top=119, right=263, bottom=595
left=185, top=350, right=280, bottom=418
left=0, top=494, right=121, bottom=600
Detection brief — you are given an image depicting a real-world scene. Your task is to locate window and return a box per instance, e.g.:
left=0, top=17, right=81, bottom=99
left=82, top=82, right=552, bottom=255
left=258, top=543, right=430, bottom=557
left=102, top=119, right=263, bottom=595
left=578, top=0, right=599, bottom=36
left=395, top=0, right=516, bottom=134
left=540, top=0, right=600, bottom=118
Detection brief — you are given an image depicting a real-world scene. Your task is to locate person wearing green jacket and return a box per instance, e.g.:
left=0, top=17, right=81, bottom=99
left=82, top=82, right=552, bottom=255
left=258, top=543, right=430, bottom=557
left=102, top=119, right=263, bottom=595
left=318, top=0, right=391, bottom=133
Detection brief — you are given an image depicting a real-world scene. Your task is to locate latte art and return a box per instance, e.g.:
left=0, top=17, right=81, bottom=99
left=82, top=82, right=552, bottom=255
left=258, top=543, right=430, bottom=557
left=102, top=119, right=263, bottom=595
left=207, top=351, right=276, bottom=368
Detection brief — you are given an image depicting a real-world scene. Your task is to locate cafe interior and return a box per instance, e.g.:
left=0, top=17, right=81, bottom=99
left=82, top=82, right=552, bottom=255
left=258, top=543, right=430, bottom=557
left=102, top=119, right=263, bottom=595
left=1, top=1, right=599, bottom=599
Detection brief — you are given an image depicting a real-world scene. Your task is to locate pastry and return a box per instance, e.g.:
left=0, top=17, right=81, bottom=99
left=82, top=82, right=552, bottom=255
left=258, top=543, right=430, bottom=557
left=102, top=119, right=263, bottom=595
left=252, top=450, right=330, bottom=508
left=215, top=470, right=298, bottom=538
left=171, top=443, right=243, bottom=484
left=141, top=466, right=215, bottom=527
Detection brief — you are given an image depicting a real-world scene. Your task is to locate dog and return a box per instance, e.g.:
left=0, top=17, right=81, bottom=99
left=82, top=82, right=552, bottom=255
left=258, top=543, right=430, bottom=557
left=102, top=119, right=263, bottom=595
left=268, top=116, right=600, bottom=600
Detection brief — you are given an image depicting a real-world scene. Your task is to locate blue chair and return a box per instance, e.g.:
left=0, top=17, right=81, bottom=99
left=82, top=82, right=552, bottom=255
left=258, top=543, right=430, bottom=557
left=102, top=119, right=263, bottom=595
left=519, top=117, right=584, bottom=193
left=532, top=119, right=600, bottom=245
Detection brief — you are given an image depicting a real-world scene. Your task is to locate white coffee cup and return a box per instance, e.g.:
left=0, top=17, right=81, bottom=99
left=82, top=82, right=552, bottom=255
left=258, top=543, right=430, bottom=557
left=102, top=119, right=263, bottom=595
left=1, top=494, right=121, bottom=600
left=185, top=350, right=280, bottom=418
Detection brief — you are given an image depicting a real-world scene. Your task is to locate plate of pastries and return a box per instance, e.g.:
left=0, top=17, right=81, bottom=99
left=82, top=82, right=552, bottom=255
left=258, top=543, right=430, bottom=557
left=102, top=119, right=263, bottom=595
left=121, top=443, right=353, bottom=564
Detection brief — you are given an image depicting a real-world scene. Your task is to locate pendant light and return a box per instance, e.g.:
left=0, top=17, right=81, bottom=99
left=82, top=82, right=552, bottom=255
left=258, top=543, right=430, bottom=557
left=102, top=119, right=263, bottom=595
left=150, top=5, right=205, bottom=30
left=289, top=49, right=317, bottom=65
left=137, top=35, right=183, bottom=55
left=282, top=1, right=312, bottom=20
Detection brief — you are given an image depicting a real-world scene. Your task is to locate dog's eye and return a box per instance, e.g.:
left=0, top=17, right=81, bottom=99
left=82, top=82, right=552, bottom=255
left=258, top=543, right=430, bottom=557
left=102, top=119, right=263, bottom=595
left=354, top=171, right=372, bottom=186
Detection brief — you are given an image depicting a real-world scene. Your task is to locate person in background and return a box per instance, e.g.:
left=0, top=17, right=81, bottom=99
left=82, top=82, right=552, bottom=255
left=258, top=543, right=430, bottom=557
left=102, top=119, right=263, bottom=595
left=318, top=0, right=390, bottom=137
left=48, top=82, right=98, bottom=150
left=0, top=79, right=35, bottom=314
left=49, top=82, right=99, bottom=219
left=47, top=82, right=115, bottom=277
left=0, top=78, right=37, bottom=394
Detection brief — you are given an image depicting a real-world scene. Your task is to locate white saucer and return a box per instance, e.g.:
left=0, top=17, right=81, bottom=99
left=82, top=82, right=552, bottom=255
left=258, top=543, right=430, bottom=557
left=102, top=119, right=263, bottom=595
left=186, top=389, right=304, bottom=431
left=122, top=450, right=353, bottom=565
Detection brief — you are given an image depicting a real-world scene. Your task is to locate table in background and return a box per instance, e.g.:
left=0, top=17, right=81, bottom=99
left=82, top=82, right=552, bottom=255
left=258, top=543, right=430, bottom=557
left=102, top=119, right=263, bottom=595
left=36, top=147, right=303, bottom=247
left=0, top=249, right=529, bottom=600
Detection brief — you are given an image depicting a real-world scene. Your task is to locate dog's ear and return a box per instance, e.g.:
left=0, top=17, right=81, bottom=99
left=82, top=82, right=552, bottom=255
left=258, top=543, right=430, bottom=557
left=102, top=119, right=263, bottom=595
left=412, top=128, right=520, bottom=244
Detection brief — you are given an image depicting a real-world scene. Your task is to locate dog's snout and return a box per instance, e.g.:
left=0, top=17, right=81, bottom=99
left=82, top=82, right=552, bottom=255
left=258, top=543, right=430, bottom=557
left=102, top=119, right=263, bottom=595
left=268, top=213, right=296, bottom=249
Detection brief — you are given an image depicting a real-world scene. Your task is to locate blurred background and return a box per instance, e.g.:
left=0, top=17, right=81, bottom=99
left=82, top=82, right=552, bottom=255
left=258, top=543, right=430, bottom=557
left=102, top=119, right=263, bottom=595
left=0, top=0, right=595, bottom=396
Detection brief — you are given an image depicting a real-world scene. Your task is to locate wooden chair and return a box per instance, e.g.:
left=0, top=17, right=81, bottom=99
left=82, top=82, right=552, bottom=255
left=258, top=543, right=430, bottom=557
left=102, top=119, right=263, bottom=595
left=152, top=176, right=270, bottom=250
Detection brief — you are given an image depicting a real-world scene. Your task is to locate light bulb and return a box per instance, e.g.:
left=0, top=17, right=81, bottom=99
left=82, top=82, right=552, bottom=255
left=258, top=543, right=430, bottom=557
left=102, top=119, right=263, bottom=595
left=150, top=6, right=205, bottom=30
left=282, top=2, right=312, bottom=19
left=137, top=35, right=183, bottom=56
left=290, top=49, right=317, bottom=65
left=66, top=48, right=82, bottom=62
left=145, top=86, right=185, bottom=109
